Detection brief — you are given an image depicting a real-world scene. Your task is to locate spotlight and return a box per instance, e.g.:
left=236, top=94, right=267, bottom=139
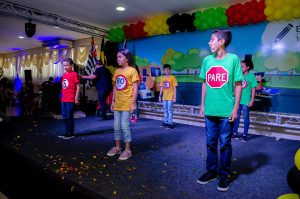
left=25, top=20, right=36, bottom=37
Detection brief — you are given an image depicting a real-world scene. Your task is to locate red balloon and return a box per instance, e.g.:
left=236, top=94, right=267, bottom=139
left=244, top=1, right=251, bottom=7
left=249, top=10, right=257, bottom=21
left=123, top=25, right=129, bottom=31
left=249, top=1, right=257, bottom=10
left=228, top=18, right=235, bottom=26
left=257, top=13, right=266, bottom=22
left=137, top=21, right=145, bottom=27
left=226, top=6, right=235, bottom=17
left=257, top=0, right=265, bottom=11
left=235, top=3, right=243, bottom=11
left=242, top=16, right=250, bottom=25
left=233, top=13, right=242, bottom=21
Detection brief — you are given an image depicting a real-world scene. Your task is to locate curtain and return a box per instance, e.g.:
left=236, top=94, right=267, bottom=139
left=2, top=48, right=73, bottom=85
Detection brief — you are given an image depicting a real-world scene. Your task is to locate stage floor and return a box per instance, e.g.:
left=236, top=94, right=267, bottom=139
left=0, top=115, right=299, bottom=199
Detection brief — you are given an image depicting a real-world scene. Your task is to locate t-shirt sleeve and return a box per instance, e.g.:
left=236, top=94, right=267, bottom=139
left=199, top=57, right=207, bottom=81
left=112, top=70, right=118, bottom=83
left=172, top=76, right=178, bottom=86
left=233, top=56, right=243, bottom=82
left=74, top=72, right=80, bottom=83
left=251, top=73, right=258, bottom=88
left=131, top=69, right=140, bottom=83
left=160, top=77, right=164, bottom=87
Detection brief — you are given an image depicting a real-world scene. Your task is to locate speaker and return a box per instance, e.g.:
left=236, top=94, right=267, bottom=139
left=25, top=22, right=36, bottom=37
left=24, top=70, right=32, bottom=81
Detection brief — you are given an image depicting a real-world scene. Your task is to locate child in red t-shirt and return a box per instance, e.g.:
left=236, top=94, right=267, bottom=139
left=58, top=58, right=80, bottom=139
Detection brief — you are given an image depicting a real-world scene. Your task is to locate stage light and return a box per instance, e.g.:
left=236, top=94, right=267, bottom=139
left=116, top=6, right=125, bottom=11
left=25, top=20, right=36, bottom=37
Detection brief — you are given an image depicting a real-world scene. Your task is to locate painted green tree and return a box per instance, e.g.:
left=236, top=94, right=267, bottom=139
left=134, top=56, right=150, bottom=67
left=161, top=48, right=202, bottom=72
left=265, top=52, right=299, bottom=79
left=253, top=51, right=269, bottom=72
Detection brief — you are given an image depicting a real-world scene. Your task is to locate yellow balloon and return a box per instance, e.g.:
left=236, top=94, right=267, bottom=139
left=267, top=14, right=275, bottom=21
left=291, top=0, right=300, bottom=6
left=274, top=0, right=282, bottom=8
left=295, top=149, right=300, bottom=171
left=265, top=0, right=272, bottom=5
left=283, top=12, right=292, bottom=20
left=143, top=26, right=150, bottom=33
left=264, top=7, right=273, bottom=16
left=282, top=6, right=291, bottom=14
left=274, top=10, right=283, bottom=20
left=277, top=193, right=299, bottom=199
left=292, top=8, right=300, bottom=18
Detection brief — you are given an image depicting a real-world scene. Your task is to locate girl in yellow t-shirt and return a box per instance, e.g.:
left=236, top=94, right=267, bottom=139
left=106, top=49, right=139, bottom=161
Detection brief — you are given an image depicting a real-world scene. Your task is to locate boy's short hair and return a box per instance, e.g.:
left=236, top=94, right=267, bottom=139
left=163, top=64, right=171, bottom=70
left=96, top=59, right=103, bottom=65
left=62, top=58, right=74, bottom=65
left=212, top=29, right=232, bottom=48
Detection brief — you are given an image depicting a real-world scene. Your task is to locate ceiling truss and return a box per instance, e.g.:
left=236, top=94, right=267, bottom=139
left=0, top=0, right=108, bottom=37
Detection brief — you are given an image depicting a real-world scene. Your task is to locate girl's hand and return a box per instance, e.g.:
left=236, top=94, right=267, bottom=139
left=200, top=106, right=204, bottom=117
left=130, top=102, right=136, bottom=111
left=248, top=100, right=254, bottom=107
left=111, top=102, right=114, bottom=111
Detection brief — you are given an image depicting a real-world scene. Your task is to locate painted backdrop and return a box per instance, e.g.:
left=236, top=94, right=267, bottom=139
left=126, top=19, right=300, bottom=114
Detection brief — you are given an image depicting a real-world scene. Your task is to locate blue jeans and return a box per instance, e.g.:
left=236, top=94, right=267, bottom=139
left=233, top=104, right=250, bottom=136
left=163, top=100, right=173, bottom=125
left=61, top=102, right=75, bottom=136
left=114, top=111, right=132, bottom=142
left=205, top=116, right=233, bottom=177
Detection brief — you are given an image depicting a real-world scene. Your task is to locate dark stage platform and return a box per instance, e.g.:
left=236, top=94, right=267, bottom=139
left=0, top=115, right=299, bottom=199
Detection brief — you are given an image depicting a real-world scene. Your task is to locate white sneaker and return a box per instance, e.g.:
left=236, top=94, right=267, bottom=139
left=107, top=147, right=122, bottom=156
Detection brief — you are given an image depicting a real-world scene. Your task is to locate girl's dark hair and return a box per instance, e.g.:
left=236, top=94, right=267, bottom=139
left=241, top=59, right=254, bottom=70
left=212, top=29, right=232, bottom=48
left=134, top=64, right=140, bottom=75
left=62, top=58, right=74, bottom=65
left=118, top=48, right=134, bottom=66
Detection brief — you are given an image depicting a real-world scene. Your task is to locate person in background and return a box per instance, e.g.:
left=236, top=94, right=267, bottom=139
left=58, top=58, right=80, bottom=139
left=130, top=64, right=141, bottom=123
left=159, top=64, right=178, bottom=129
left=107, top=49, right=139, bottom=161
left=233, top=59, right=258, bottom=142
left=197, top=29, right=243, bottom=192
left=81, top=59, right=113, bottom=120
left=23, top=80, right=34, bottom=116
left=40, top=77, right=54, bottom=112
left=0, top=78, right=14, bottom=113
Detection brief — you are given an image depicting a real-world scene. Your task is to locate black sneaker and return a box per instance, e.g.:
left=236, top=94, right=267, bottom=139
left=241, top=135, right=248, bottom=142
left=58, top=135, right=74, bottom=140
left=165, top=124, right=173, bottom=129
left=197, top=171, right=218, bottom=185
left=160, top=123, right=168, bottom=127
left=217, top=176, right=230, bottom=192
left=232, top=133, right=239, bottom=139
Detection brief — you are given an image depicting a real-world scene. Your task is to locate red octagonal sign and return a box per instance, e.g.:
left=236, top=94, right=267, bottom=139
left=206, top=66, right=228, bottom=88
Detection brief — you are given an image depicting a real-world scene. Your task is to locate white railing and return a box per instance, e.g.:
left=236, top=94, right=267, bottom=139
left=138, top=101, right=300, bottom=140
